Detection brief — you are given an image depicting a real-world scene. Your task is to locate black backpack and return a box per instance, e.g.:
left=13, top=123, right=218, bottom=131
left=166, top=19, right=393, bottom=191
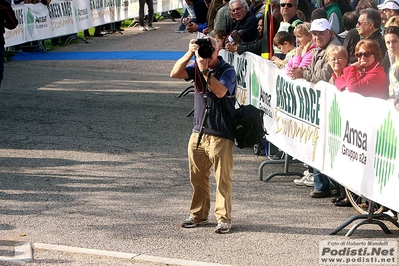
left=233, top=103, right=267, bottom=149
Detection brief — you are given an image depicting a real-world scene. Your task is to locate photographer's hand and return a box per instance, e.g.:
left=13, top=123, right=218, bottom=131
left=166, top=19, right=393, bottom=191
left=189, top=39, right=198, bottom=54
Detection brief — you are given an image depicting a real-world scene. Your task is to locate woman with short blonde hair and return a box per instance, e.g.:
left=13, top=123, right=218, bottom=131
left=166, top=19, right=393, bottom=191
left=326, top=45, right=349, bottom=85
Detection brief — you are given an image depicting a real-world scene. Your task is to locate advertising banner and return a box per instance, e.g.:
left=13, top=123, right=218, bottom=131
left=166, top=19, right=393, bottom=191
left=90, top=0, right=117, bottom=27
left=48, top=0, right=75, bottom=38
left=4, top=4, right=25, bottom=47
left=71, top=0, right=93, bottom=32
left=323, top=88, right=399, bottom=212
left=221, top=50, right=399, bottom=212
left=222, top=50, right=325, bottom=170
left=7, top=0, right=183, bottom=47
left=24, top=3, right=52, bottom=41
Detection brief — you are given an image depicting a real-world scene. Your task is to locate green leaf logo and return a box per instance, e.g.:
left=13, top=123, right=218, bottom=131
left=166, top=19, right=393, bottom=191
left=26, top=8, right=35, bottom=37
left=374, top=111, right=397, bottom=193
left=74, top=8, right=78, bottom=23
left=328, top=95, right=341, bottom=168
left=251, top=72, right=259, bottom=107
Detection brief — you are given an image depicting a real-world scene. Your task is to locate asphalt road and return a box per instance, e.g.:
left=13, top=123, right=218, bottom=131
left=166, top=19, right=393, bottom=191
left=1, top=21, right=398, bottom=266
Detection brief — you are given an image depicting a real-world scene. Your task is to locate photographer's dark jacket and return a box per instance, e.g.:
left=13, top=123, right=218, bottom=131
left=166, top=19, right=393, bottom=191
left=0, top=0, right=18, bottom=46
left=186, top=57, right=236, bottom=141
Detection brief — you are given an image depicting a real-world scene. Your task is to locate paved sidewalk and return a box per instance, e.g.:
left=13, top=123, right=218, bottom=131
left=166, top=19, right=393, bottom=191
left=1, top=21, right=398, bottom=265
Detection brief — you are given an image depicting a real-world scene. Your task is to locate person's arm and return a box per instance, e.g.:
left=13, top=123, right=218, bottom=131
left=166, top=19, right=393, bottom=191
left=303, top=57, right=333, bottom=83
left=203, top=70, right=229, bottom=98
left=170, top=40, right=196, bottom=79
left=197, top=57, right=228, bottom=98
left=296, top=48, right=315, bottom=69
left=1, top=1, right=18, bottom=30
left=328, top=12, right=340, bottom=34
left=236, top=39, right=262, bottom=55
left=343, top=64, right=387, bottom=96
left=186, top=22, right=198, bottom=33
left=197, top=22, right=207, bottom=33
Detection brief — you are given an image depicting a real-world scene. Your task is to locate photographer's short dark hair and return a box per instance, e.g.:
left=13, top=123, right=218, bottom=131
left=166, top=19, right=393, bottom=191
left=342, top=11, right=358, bottom=31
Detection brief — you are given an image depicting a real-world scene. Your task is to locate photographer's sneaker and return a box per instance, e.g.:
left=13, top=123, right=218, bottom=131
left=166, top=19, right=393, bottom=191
left=214, top=222, right=231, bottom=234
left=181, top=217, right=208, bottom=228
left=293, top=173, right=313, bottom=186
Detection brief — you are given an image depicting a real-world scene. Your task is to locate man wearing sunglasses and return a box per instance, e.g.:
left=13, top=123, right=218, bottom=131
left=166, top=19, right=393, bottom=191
left=272, top=0, right=302, bottom=60
left=343, top=8, right=387, bottom=64
left=279, top=0, right=302, bottom=36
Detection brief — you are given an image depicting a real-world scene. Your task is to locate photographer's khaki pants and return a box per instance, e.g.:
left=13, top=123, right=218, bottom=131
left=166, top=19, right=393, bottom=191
left=188, top=132, right=234, bottom=224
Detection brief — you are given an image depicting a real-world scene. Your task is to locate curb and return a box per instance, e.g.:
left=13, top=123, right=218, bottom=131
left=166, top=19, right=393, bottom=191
left=0, top=241, right=33, bottom=264
left=34, top=243, right=231, bottom=266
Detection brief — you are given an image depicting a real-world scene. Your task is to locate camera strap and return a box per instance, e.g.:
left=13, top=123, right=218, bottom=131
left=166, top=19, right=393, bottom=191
left=193, top=61, right=207, bottom=94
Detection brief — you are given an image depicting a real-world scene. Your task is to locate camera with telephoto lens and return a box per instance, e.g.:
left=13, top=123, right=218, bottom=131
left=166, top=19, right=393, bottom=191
left=195, top=38, right=215, bottom=59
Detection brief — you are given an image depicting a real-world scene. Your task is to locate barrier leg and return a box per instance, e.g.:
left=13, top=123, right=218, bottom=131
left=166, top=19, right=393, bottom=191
left=329, top=201, right=399, bottom=236
left=259, top=155, right=303, bottom=181
left=176, top=84, right=194, bottom=98
left=65, top=35, right=89, bottom=44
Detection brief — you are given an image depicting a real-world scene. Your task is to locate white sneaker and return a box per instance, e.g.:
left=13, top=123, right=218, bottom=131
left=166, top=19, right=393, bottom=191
left=214, top=222, right=231, bottom=234
left=303, top=174, right=315, bottom=187
left=139, top=26, right=147, bottom=31
left=294, top=173, right=313, bottom=186
left=303, top=170, right=309, bottom=176
left=146, top=25, right=156, bottom=31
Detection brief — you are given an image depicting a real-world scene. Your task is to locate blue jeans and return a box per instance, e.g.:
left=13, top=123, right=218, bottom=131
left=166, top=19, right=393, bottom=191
left=313, top=169, right=338, bottom=192
left=176, top=7, right=189, bottom=31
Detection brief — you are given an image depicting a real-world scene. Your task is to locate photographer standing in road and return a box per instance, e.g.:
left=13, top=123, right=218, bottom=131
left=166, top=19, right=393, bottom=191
left=0, top=0, right=17, bottom=87
left=170, top=37, right=236, bottom=234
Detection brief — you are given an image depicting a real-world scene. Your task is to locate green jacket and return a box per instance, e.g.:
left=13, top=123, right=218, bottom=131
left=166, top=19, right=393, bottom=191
left=324, top=2, right=342, bottom=34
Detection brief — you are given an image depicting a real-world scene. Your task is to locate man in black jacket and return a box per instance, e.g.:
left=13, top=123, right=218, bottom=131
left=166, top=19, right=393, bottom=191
left=343, top=8, right=386, bottom=64
left=0, top=0, right=18, bottom=87
left=228, top=0, right=258, bottom=43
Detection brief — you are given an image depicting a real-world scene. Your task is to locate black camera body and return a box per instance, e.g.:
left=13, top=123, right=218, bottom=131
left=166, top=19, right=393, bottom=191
left=195, top=38, right=215, bottom=59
